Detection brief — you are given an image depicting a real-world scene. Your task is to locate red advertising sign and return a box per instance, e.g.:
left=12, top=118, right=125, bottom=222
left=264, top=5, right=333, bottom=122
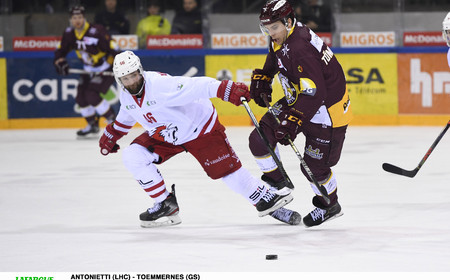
left=403, top=31, right=445, bottom=46
left=13, top=36, right=61, bottom=51
left=317, top=32, right=332, bottom=47
left=146, top=34, right=203, bottom=49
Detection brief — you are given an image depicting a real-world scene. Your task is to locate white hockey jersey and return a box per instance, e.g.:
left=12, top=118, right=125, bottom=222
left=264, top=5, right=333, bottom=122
left=114, top=71, right=222, bottom=145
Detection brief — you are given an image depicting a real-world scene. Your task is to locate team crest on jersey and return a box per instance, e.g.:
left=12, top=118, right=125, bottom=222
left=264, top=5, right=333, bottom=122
left=278, top=73, right=297, bottom=105
left=149, top=124, right=178, bottom=144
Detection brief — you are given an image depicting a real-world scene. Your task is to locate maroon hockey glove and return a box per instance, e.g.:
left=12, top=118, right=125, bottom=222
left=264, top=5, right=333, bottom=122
left=275, top=108, right=304, bottom=145
left=99, top=123, right=125, bottom=155
left=250, top=69, right=273, bottom=107
left=54, top=59, right=69, bottom=76
left=217, top=80, right=251, bottom=106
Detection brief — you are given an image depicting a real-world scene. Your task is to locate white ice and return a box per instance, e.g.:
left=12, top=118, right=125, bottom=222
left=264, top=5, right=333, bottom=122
left=1, top=125, right=450, bottom=273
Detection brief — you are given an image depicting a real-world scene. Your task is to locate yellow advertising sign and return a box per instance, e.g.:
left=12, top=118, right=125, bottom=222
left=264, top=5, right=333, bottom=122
left=205, top=54, right=288, bottom=125
left=336, top=53, right=398, bottom=116
left=0, top=58, right=7, bottom=121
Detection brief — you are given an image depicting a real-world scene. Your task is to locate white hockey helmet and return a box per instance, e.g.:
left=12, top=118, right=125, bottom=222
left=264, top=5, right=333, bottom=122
left=443, top=11, right=450, bottom=47
left=113, top=50, right=144, bottom=88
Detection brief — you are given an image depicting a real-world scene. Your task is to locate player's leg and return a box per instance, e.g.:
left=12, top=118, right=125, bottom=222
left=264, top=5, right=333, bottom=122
left=248, top=99, right=294, bottom=193
left=301, top=124, right=347, bottom=227
left=185, top=122, right=294, bottom=218
left=86, top=75, right=116, bottom=125
left=123, top=133, right=185, bottom=227
left=75, top=76, right=99, bottom=136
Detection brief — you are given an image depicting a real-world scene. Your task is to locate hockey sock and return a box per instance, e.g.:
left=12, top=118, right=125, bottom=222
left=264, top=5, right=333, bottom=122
left=221, top=167, right=269, bottom=205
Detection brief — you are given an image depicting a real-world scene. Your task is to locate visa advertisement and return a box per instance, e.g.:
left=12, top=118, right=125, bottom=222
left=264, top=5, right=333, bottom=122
left=336, top=53, right=398, bottom=116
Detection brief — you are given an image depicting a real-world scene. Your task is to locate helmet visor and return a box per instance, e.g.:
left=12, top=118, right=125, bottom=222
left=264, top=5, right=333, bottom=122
left=443, top=30, right=450, bottom=47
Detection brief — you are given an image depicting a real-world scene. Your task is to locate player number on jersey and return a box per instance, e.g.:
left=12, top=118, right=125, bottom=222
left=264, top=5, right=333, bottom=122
left=144, top=112, right=157, bottom=123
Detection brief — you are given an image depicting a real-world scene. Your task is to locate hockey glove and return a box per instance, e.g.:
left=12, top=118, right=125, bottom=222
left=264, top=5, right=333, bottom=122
left=54, top=58, right=69, bottom=76
left=99, top=123, right=125, bottom=155
left=250, top=69, right=273, bottom=107
left=217, top=80, right=251, bottom=106
left=275, top=108, right=304, bottom=145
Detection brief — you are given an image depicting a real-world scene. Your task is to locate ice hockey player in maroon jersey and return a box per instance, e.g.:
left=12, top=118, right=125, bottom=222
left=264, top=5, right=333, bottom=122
left=54, top=6, right=118, bottom=137
left=249, top=0, right=353, bottom=227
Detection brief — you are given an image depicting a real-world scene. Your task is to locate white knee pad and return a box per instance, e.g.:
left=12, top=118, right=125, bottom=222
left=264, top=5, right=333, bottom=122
left=122, top=144, right=168, bottom=202
left=122, top=143, right=161, bottom=178
left=310, top=171, right=337, bottom=197
left=95, top=99, right=111, bottom=116
left=221, top=167, right=267, bottom=204
left=254, top=146, right=281, bottom=173
left=79, top=106, right=95, bottom=118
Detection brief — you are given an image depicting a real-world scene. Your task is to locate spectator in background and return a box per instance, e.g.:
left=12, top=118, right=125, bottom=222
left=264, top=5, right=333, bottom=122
left=136, top=0, right=171, bottom=49
left=304, top=0, right=332, bottom=33
left=171, top=0, right=202, bottom=34
left=94, top=0, right=130, bottom=35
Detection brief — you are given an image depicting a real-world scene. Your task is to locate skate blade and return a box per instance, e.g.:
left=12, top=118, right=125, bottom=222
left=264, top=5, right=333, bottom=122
left=258, top=194, right=294, bottom=217
left=304, top=212, right=344, bottom=228
left=271, top=211, right=302, bottom=226
left=140, top=215, right=182, bottom=228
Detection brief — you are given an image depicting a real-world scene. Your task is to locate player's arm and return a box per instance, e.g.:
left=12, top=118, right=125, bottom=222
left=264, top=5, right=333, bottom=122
left=54, top=32, right=72, bottom=75
left=156, top=75, right=250, bottom=107
left=99, top=108, right=135, bottom=155
left=250, top=50, right=278, bottom=107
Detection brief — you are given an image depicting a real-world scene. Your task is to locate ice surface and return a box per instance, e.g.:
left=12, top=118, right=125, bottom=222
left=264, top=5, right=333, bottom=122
left=0, top=126, right=450, bottom=273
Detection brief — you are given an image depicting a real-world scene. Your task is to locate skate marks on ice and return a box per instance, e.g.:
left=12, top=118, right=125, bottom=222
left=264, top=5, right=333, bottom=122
left=0, top=127, right=450, bottom=271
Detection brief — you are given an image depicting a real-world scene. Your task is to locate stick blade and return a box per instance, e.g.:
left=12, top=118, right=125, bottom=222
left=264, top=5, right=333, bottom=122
left=382, top=163, right=418, bottom=178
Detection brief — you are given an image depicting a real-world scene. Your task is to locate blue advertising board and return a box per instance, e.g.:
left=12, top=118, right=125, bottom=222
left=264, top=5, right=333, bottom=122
left=6, top=51, right=205, bottom=119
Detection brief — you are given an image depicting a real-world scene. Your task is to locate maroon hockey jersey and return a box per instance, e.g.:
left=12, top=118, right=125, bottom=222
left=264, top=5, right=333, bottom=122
left=54, top=22, right=119, bottom=72
left=262, top=23, right=352, bottom=128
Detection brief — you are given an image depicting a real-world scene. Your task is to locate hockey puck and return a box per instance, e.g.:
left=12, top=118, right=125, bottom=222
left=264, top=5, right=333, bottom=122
left=265, top=254, right=278, bottom=260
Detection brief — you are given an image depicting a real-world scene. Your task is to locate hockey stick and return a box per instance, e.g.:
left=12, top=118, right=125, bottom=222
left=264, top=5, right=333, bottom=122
left=240, top=97, right=294, bottom=195
left=382, top=120, right=450, bottom=178
left=262, top=96, right=330, bottom=205
left=68, top=68, right=115, bottom=76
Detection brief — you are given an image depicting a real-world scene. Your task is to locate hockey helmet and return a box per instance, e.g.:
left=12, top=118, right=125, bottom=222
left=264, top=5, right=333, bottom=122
left=443, top=12, right=450, bottom=47
left=113, top=51, right=144, bottom=89
left=69, top=6, right=85, bottom=16
left=259, top=0, right=296, bottom=36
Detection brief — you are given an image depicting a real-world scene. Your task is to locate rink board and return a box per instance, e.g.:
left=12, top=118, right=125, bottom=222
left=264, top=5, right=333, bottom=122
left=0, top=48, right=449, bottom=128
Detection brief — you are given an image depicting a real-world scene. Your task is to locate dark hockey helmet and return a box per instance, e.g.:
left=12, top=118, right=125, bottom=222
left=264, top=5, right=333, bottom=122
left=69, top=5, right=85, bottom=16
left=259, top=0, right=295, bottom=26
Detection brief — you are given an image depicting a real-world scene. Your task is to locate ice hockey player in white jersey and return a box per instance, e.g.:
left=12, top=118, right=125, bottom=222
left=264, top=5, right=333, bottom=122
left=443, top=11, right=450, bottom=68
left=99, top=50, right=300, bottom=227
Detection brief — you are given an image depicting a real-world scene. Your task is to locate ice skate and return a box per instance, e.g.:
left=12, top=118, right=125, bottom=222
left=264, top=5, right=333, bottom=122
left=140, top=185, right=181, bottom=228
left=76, top=120, right=99, bottom=137
left=261, top=174, right=294, bottom=196
left=303, top=196, right=343, bottom=227
left=255, top=186, right=293, bottom=217
left=270, top=207, right=301, bottom=225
